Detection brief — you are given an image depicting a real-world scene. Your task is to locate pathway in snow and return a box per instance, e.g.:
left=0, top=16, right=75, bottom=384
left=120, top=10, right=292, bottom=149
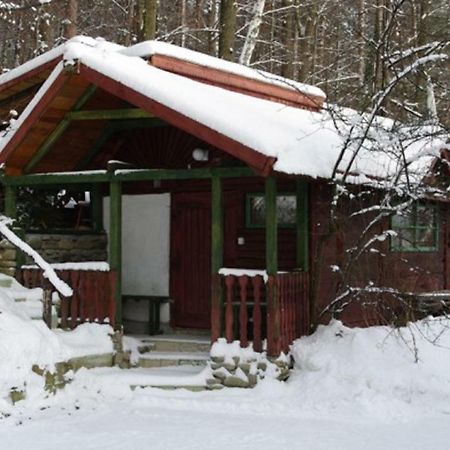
left=0, top=384, right=448, bottom=450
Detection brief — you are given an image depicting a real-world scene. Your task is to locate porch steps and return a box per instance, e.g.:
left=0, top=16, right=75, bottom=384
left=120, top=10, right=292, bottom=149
left=135, top=334, right=211, bottom=369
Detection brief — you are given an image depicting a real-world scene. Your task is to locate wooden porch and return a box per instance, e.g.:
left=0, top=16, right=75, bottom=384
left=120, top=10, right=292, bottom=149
left=4, top=167, right=311, bottom=357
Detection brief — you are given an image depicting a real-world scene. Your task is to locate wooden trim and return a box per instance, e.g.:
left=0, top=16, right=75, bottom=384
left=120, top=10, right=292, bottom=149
left=109, top=180, right=122, bottom=327
left=2, top=167, right=257, bottom=187
left=4, top=185, right=17, bottom=218
left=149, top=54, right=324, bottom=111
left=0, top=56, right=62, bottom=100
left=68, top=108, right=154, bottom=121
left=24, top=85, right=98, bottom=174
left=0, top=70, right=69, bottom=168
left=78, top=64, right=276, bottom=176
left=91, top=184, right=104, bottom=232
left=296, top=181, right=309, bottom=271
left=211, top=172, right=223, bottom=342
left=24, top=116, right=72, bottom=174
left=265, top=177, right=278, bottom=275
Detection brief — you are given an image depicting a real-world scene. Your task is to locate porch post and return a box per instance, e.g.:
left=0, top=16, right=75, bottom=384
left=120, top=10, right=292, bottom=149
left=4, top=185, right=25, bottom=268
left=4, top=185, right=17, bottom=219
left=109, top=180, right=122, bottom=328
left=265, top=176, right=280, bottom=356
left=296, top=180, right=309, bottom=271
left=91, top=184, right=103, bottom=232
left=211, top=171, right=223, bottom=342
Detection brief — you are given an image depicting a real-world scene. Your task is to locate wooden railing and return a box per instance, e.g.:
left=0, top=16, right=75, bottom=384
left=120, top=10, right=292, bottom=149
left=216, top=271, right=309, bottom=356
left=16, top=268, right=117, bottom=328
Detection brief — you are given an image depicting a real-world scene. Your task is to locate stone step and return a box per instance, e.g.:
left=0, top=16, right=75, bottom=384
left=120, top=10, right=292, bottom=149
left=0, top=278, right=13, bottom=288
left=139, top=335, right=211, bottom=353
left=138, top=351, right=209, bottom=368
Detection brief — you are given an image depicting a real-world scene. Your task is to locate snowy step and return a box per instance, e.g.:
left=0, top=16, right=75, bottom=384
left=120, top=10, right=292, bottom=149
left=139, top=335, right=211, bottom=353
left=138, top=351, right=209, bottom=368
left=78, top=365, right=211, bottom=391
left=0, top=278, right=13, bottom=288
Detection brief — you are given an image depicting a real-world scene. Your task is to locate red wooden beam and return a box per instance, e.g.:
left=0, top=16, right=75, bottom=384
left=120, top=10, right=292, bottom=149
left=78, top=64, right=276, bottom=176
left=149, top=54, right=324, bottom=111
left=0, top=69, right=69, bottom=170
left=0, top=56, right=62, bottom=100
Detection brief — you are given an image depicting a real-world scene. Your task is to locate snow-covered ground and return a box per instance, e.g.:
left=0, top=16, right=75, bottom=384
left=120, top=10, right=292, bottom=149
left=1, top=274, right=450, bottom=449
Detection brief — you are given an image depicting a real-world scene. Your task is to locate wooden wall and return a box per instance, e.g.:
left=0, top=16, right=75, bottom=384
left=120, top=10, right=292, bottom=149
left=309, top=182, right=450, bottom=327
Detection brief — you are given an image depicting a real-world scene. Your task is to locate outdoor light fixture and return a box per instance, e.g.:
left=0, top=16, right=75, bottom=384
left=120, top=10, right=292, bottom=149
left=192, top=148, right=209, bottom=162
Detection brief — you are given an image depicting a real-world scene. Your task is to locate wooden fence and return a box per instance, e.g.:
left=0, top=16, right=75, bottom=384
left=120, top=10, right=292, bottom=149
left=16, top=268, right=117, bottom=328
left=217, top=271, right=309, bottom=356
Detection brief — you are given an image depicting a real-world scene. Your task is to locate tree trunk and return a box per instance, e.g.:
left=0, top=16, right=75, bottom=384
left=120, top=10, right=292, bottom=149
left=239, top=0, right=265, bottom=66
left=218, top=0, right=236, bottom=61
left=207, top=0, right=220, bottom=56
left=142, top=0, right=157, bottom=40
left=64, top=0, right=78, bottom=39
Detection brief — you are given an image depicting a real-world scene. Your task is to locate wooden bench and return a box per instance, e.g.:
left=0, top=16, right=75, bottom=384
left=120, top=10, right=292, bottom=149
left=122, top=295, right=170, bottom=335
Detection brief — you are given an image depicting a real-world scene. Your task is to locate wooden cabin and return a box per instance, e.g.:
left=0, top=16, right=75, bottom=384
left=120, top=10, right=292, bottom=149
left=0, top=37, right=449, bottom=357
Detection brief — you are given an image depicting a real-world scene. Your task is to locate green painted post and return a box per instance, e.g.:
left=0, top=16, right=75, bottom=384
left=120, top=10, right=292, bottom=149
left=91, top=184, right=103, bottom=232
left=109, top=180, right=122, bottom=328
left=296, top=181, right=309, bottom=271
left=211, top=172, right=224, bottom=342
left=4, top=185, right=17, bottom=219
left=265, top=176, right=279, bottom=356
left=4, top=185, right=25, bottom=268
left=265, top=176, right=278, bottom=275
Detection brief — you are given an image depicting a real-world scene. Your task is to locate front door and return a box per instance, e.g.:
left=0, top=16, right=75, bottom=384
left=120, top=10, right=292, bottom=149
left=170, top=191, right=237, bottom=329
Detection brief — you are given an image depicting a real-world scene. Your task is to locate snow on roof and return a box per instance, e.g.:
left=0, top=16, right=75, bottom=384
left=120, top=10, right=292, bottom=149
left=0, top=37, right=120, bottom=93
left=0, top=37, right=448, bottom=185
left=121, top=41, right=326, bottom=100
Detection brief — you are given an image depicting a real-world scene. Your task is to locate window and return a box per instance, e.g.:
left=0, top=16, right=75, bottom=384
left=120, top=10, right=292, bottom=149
left=390, top=204, right=438, bottom=252
left=246, top=193, right=296, bottom=228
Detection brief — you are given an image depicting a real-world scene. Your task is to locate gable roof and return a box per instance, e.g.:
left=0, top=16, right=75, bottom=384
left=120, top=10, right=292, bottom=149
left=0, top=38, right=447, bottom=185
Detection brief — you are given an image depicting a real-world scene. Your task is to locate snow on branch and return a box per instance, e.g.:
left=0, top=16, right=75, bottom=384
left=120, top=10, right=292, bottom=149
left=0, top=215, right=72, bottom=297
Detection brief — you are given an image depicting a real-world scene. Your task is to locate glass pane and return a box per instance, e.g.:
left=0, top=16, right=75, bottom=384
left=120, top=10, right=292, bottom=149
left=249, top=195, right=265, bottom=226
left=277, top=195, right=296, bottom=226
left=392, top=211, right=412, bottom=228
left=416, top=227, right=436, bottom=248
left=397, top=228, right=415, bottom=250
left=416, top=205, right=435, bottom=227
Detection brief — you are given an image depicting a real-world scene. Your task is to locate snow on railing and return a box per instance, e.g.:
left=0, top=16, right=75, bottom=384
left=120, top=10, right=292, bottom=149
left=0, top=216, right=72, bottom=297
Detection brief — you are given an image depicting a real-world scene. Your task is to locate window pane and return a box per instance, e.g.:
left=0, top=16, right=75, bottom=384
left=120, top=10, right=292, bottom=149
left=277, top=195, right=296, bottom=226
left=391, top=204, right=437, bottom=251
left=398, top=228, right=415, bottom=250
left=247, top=194, right=297, bottom=227
left=416, top=227, right=436, bottom=248
left=416, top=205, right=435, bottom=226
left=392, top=212, right=412, bottom=228
left=249, top=195, right=266, bottom=226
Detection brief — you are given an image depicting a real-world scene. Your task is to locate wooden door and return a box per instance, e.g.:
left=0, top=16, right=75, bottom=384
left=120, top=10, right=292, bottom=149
left=170, top=191, right=237, bottom=329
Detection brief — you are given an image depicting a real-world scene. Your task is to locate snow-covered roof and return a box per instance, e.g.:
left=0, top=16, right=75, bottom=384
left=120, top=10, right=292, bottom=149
left=0, top=37, right=448, bottom=184
left=121, top=41, right=326, bottom=100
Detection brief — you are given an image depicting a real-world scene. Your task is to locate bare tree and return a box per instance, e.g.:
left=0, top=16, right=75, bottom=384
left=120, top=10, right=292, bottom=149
left=219, top=0, right=236, bottom=60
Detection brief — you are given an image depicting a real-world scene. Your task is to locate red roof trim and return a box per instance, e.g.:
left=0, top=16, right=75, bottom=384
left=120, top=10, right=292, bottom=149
left=0, top=56, right=62, bottom=101
left=149, top=54, right=324, bottom=111
left=0, top=70, right=68, bottom=169
left=78, top=64, right=276, bottom=176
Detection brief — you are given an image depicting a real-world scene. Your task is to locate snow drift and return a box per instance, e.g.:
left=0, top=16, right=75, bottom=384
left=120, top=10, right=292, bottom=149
left=290, top=318, right=450, bottom=419
left=0, top=275, right=113, bottom=412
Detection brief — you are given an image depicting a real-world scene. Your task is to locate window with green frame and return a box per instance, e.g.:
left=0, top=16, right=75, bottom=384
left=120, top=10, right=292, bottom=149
left=390, top=203, right=438, bottom=252
left=246, top=193, right=296, bottom=228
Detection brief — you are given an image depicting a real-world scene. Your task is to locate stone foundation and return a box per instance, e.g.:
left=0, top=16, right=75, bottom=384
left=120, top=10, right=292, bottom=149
left=207, top=339, right=292, bottom=388
left=0, top=239, right=17, bottom=277
left=0, top=232, right=108, bottom=277
left=25, top=233, right=108, bottom=264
